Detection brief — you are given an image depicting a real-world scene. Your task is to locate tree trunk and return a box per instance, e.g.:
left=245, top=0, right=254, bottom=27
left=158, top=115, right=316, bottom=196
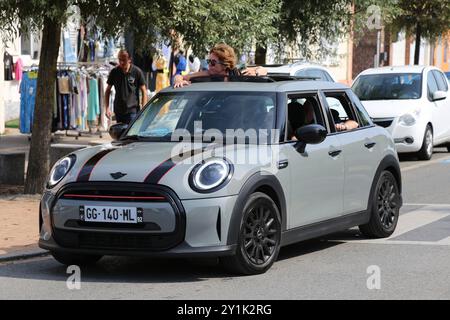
left=255, top=45, right=267, bottom=65
left=414, top=22, right=421, bottom=65
left=24, top=17, right=62, bottom=194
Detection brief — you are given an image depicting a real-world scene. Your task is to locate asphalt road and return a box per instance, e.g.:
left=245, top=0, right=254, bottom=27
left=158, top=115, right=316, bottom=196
left=1, top=148, right=450, bottom=300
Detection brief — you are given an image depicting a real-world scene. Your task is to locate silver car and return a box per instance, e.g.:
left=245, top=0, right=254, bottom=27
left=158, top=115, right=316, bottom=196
left=39, top=79, right=402, bottom=275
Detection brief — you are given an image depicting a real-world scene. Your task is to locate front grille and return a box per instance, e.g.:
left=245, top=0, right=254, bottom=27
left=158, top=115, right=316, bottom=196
left=53, top=229, right=179, bottom=251
left=373, top=118, right=394, bottom=128
left=61, top=189, right=167, bottom=203
left=52, top=182, right=186, bottom=251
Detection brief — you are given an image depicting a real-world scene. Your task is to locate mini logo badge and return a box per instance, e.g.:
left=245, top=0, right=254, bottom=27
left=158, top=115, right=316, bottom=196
left=111, top=172, right=127, bottom=180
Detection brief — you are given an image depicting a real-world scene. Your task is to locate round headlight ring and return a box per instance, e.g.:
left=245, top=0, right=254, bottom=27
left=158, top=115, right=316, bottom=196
left=47, top=154, right=76, bottom=188
left=189, top=158, right=234, bottom=193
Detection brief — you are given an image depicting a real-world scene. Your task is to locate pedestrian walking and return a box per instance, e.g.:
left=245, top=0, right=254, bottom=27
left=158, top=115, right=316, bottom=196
left=105, top=49, right=148, bottom=124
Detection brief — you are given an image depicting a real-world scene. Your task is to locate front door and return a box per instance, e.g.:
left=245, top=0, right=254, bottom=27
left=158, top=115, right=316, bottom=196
left=284, top=92, right=345, bottom=228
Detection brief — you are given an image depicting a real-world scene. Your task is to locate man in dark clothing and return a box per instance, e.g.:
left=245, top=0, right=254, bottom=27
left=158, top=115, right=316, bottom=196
left=105, top=50, right=148, bottom=124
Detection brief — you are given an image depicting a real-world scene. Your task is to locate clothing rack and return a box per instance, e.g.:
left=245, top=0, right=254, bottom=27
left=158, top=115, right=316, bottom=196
left=56, top=62, right=114, bottom=140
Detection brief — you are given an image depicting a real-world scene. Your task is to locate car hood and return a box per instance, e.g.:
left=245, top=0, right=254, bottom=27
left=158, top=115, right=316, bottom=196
left=360, top=99, right=422, bottom=118
left=59, top=142, right=274, bottom=199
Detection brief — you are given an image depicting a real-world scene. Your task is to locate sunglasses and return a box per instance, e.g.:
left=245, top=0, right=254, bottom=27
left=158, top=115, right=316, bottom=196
left=207, top=59, right=225, bottom=67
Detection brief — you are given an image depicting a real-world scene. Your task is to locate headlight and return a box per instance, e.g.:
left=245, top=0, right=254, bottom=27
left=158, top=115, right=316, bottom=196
left=189, top=158, right=233, bottom=193
left=47, top=154, right=76, bottom=188
left=399, top=114, right=416, bottom=126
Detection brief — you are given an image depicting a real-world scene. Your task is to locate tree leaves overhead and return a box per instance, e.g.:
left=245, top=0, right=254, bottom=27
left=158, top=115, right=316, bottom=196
left=276, top=0, right=353, bottom=60
left=386, top=0, right=450, bottom=40
left=153, top=0, right=281, bottom=56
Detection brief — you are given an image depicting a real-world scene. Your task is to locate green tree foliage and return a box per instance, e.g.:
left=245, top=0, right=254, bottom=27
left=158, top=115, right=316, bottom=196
left=276, top=0, right=353, bottom=61
left=385, top=0, right=450, bottom=64
left=152, top=0, right=281, bottom=56
left=0, top=0, right=145, bottom=194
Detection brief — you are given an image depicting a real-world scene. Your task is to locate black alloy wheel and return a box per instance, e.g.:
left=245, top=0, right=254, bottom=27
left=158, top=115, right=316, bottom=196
left=221, top=192, right=281, bottom=275
left=376, top=175, right=399, bottom=230
left=360, top=171, right=400, bottom=238
left=242, top=201, right=279, bottom=266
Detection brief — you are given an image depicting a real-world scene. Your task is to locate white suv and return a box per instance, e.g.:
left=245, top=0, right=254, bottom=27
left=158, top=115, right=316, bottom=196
left=352, top=66, right=450, bottom=160
left=265, top=62, right=336, bottom=82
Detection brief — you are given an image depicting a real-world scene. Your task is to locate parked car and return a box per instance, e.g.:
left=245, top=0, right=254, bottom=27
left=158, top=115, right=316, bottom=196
left=264, top=62, right=336, bottom=82
left=352, top=66, right=450, bottom=160
left=40, top=78, right=402, bottom=275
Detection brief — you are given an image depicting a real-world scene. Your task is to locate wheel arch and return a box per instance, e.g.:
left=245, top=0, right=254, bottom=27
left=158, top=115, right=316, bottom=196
left=368, top=154, right=403, bottom=211
left=226, top=173, right=287, bottom=246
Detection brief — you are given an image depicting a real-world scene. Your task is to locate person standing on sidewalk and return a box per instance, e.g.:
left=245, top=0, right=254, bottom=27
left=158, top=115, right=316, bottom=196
left=105, top=50, right=148, bottom=124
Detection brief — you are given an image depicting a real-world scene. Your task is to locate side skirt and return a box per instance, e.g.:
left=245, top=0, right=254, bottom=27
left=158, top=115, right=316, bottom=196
left=281, top=211, right=370, bottom=247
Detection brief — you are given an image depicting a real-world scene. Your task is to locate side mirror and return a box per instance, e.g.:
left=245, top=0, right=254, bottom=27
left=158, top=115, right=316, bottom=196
left=294, top=124, right=327, bottom=153
left=109, top=123, right=128, bottom=141
left=432, top=90, right=447, bottom=101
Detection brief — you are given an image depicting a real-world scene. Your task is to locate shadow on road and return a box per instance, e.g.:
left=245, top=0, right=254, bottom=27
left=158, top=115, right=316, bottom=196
left=0, top=237, right=356, bottom=283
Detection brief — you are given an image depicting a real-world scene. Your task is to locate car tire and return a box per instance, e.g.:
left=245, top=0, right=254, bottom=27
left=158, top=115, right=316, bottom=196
left=417, top=126, right=433, bottom=160
left=51, top=251, right=102, bottom=266
left=359, top=171, right=400, bottom=238
left=221, top=192, right=281, bottom=275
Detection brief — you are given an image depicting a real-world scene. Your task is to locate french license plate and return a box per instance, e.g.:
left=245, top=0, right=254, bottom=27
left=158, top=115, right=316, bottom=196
left=80, top=206, right=143, bottom=224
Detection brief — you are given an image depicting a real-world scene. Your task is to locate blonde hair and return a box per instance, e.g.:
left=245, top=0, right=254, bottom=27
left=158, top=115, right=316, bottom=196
left=210, top=43, right=237, bottom=70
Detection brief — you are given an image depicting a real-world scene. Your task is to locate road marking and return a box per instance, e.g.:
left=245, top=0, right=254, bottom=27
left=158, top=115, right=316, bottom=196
left=401, top=156, right=450, bottom=172
left=392, top=209, right=449, bottom=237
left=404, top=203, right=450, bottom=208
left=437, top=236, right=450, bottom=245
left=328, top=207, right=450, bottom=246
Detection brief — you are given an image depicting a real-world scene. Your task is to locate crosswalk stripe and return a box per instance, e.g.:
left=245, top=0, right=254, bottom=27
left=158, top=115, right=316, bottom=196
left=327, top=208, right=450, bottom=246
left=392, top=210, right=449, bottom=238
left=437, top=236, right=450, bottom=245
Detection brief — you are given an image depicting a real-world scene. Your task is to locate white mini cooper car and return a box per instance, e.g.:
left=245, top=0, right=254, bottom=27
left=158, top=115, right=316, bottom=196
left=40, top=78, right=402, bottom=275
left=352, top=66, right=450, bottom=160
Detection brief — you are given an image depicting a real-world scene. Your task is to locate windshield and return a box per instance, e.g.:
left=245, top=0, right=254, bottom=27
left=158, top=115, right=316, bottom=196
left=125, top=91, right=277, bottom=144
left=352, top=73, right=422, bottom=100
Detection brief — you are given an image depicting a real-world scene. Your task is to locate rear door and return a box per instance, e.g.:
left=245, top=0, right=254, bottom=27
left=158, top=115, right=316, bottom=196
left=321, top=90, right=382, bottom=215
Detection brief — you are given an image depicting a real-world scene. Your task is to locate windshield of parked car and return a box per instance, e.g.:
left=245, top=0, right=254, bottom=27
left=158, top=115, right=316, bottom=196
left=125, top=91, right=277, bottom=144
left=352, top=73, right=422, bottom=100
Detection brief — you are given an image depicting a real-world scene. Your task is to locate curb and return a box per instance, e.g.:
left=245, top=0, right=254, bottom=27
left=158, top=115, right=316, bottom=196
left=0, top=249, right=50, bottom=263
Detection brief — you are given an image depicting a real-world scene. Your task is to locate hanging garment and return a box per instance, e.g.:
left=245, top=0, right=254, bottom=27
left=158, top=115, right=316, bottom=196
left=88, top=40, right=96, bottom=62
left=63, top=30, right=77, bottom=63
left=19, top=72, right=38, bottom=133
left=58, top=76, right=71, bottom=94
left=87, top=77, right=100, bottom=123
left=3, top=51, right=14, bottom=81
left=14, top=58, right=23, bottom=81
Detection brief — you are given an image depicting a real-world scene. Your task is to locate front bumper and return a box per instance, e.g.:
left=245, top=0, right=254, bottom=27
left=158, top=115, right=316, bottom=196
left=384, top=120, right=424, bottom=153
left=39, top=182, right=238, bottom=257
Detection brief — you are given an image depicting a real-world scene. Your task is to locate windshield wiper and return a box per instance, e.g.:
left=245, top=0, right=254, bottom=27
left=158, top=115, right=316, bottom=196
left=120, top=135, right=143, bottom=141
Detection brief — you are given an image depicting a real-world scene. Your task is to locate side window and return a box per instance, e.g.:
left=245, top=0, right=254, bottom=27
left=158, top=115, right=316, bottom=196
left=432, top=70, right=448, bottom=92
left=323, top=92, right=359, bottom=132
left=347, top=90, right=372, bottom=127
left=286, top=93, right=326, bottom=141
left=323, top=71, right=334, bottom=82
left=427, top=71, right=439, bottom=100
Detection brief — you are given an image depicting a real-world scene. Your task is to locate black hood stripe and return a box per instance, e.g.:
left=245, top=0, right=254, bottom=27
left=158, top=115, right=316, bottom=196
left=77, top=149, right=116, bottom=182
left=144, top=148, right=206, bottom=184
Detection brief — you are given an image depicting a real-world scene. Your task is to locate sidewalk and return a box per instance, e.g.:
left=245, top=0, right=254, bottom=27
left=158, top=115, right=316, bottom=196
left=0, top=129, right=112, bottom=262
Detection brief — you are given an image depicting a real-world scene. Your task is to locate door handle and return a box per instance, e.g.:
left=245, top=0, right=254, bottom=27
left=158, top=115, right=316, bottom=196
left=277, top=160, right=289, bottom=170
left=328, top=150, right=342, bottom=157
left=365, top=142, right=376, bottom=149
